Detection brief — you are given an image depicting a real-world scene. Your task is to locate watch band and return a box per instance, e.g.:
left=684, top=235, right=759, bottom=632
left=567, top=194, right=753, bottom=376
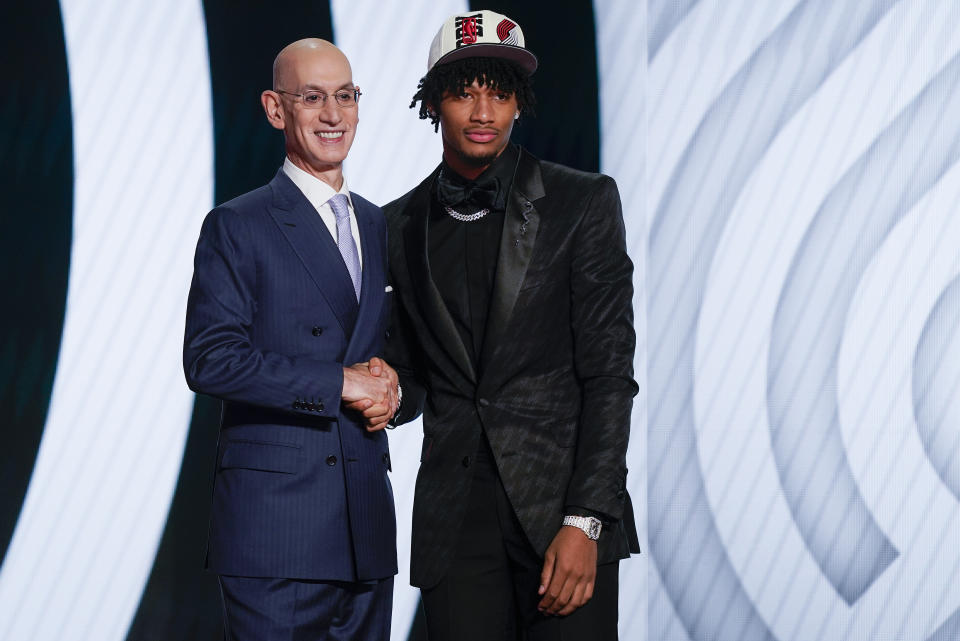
left=562, top=515, right=602, bottom=541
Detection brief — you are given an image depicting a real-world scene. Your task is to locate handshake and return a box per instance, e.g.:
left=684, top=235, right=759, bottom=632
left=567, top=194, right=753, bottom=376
left=341, top=357, right=400, bottom=432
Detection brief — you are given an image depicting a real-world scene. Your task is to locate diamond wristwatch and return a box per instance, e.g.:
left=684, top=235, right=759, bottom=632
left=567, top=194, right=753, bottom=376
left=562, top=515, right=602, bottom=541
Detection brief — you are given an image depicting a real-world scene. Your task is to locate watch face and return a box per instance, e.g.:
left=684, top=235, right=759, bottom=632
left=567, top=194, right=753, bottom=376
left=588, top=518, right=601, bottom=539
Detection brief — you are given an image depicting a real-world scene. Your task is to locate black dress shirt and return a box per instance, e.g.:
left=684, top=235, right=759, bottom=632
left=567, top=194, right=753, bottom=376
left=428, top=144, right=519, bottom=373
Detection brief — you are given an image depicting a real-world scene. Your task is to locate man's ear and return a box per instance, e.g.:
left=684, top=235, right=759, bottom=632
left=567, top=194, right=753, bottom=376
left=261, top=90, right=285, bottom=130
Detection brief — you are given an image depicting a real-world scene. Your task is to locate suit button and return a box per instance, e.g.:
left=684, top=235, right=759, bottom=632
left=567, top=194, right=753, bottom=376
left=312, top=326, right=323, bottom=336
left=307, top=402, right=315, bottom=411
left=316, top=401, right=324, bottom=412
left=478, top=398, right=490, bottom=408
left=462, top=456, right=471, bottom=468
left=382, top=453, right=389, bottom=464
left=326, top=455, right=337, bottom=466
left=616, top=490, right=625, bottom=499
left=293, top=401, right=301, bottom=410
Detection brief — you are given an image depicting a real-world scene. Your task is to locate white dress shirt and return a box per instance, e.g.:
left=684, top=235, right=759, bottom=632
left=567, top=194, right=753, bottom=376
left=282, top=157, right=363, bottom=267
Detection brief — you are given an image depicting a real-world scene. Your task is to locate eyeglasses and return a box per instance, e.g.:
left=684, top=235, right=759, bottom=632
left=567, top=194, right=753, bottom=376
left=276, top=88, right=362, bottom=108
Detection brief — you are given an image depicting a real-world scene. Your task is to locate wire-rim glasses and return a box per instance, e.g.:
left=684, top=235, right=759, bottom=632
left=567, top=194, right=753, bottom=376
left=276, top=88, right=361, bottom=108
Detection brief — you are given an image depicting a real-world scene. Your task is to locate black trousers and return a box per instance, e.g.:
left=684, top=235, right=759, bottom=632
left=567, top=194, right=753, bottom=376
left=421, top=440, right=620, bottom=641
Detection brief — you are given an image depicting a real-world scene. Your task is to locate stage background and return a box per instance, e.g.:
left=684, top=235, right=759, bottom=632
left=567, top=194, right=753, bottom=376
left=2, top=1, right=960, bottom=640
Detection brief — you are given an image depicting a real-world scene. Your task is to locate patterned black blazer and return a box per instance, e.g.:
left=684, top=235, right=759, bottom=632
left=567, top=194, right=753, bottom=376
left=385, top=147, right=640, bottom=589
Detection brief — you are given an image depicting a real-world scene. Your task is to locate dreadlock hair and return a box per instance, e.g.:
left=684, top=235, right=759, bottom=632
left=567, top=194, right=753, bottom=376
left=410, top=57, right=536, bottom=132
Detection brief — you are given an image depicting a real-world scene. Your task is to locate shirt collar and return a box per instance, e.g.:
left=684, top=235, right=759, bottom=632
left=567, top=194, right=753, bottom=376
left=282, top=157, right=353, bottom=213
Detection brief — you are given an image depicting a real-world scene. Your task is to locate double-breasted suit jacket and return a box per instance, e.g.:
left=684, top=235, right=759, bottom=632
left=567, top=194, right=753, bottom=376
left=385, top=147, right=640, bottom=589
left=183, top=170, right=396, bottom=582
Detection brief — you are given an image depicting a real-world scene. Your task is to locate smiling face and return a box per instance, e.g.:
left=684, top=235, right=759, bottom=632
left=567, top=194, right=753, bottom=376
left=262, top=39, right=358, bottom=189
left=436, top=79, right=518, bottom=180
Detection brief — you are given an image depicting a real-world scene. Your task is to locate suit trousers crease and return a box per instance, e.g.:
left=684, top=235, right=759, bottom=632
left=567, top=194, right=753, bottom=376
left=421, top=435, right=619, bottom=641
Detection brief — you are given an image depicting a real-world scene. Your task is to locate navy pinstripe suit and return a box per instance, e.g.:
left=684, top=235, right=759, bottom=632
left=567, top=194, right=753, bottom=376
left=183, top=169, right=396, bottom=584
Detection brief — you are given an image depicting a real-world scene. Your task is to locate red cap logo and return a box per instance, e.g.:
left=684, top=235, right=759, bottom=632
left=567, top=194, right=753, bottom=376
left=497, top=19, right=517, bottom=42
left=462, top=16, right=478, bottom=44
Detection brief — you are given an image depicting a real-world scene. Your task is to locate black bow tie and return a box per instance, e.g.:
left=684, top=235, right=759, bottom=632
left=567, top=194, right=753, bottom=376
left=437, top=169, right=501, bottom=210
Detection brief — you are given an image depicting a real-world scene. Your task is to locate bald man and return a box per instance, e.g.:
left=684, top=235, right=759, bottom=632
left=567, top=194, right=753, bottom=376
left=184, top=39, right=399, bottom=640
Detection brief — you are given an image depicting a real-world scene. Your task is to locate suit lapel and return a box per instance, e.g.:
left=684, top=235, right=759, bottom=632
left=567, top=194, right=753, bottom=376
left=479, top=149, right=544, bottom=378
left=344, top=195, right=384, bottom=363
left=403, top=168, right=477, bottom=385
left=267, top=170, right=359, bottom=336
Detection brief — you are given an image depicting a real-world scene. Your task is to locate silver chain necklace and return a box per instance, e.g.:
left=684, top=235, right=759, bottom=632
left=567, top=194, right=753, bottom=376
left=444, top=205, right=490, bottom=222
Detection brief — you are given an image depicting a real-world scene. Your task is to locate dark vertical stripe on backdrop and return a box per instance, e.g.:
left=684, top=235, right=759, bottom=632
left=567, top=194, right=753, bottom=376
left=0, top=2, right=73, bottom=566
left=126, top=3, right=334, bottom=640
left=471, top=1, right=601, bottom=172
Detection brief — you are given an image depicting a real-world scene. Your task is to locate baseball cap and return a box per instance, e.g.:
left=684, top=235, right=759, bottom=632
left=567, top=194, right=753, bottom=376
left=427, top=9, right=538, bottom=75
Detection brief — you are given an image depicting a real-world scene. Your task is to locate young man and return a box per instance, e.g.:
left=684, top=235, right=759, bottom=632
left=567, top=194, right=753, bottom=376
left=384, top=10, right=640, bottom=640
left=183, top=39, right=399, bottom=640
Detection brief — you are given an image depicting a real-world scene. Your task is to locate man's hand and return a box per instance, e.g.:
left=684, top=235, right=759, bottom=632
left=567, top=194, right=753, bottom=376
left=537, top=525, right=598, bottom=616
left=366, top=357, right=398, bottom=396
left=342, top=358, right=399, bottom=431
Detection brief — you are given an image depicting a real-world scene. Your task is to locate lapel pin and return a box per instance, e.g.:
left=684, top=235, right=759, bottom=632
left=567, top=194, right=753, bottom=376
left=519, top=201, right=532, bottom=237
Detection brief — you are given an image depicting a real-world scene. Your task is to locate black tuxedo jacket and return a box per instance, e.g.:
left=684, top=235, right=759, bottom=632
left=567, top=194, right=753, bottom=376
left=385, top=147, right=640, bottom=589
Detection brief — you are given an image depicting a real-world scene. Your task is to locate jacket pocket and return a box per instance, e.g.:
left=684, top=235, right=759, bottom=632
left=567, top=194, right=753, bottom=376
left=219, top=439, right=301, bottom=474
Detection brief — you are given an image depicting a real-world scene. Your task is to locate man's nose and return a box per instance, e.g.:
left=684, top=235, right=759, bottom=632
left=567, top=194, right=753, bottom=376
left=317, top=99, right=343, bottom=123
left=470, top=97, right=494, bottom=123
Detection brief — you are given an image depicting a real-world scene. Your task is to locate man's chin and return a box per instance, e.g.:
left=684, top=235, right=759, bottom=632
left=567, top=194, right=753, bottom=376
left=456, top=148, right=501, bottom=168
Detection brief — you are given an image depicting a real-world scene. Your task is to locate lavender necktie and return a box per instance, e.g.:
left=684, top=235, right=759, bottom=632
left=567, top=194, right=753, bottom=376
left=328, top=194, right=361, bottom=300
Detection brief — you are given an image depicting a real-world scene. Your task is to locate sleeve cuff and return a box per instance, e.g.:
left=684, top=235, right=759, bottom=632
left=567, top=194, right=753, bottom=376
left=564, top=506, right=612, bottom=524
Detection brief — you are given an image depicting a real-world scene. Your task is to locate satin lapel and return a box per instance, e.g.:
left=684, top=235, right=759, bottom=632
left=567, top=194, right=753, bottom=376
left=344, top=196, right=383, bottom=363
left=267, top=170, right=359, bottom=336
left=479, top=150, right=545, bottom=378
left=402, top=169, right=477, bottom=385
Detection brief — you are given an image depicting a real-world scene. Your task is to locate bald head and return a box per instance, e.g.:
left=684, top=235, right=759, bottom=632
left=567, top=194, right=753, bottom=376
left=262, top=38, right=360, bottom=188
left=273, top=38, right=351, bottom=91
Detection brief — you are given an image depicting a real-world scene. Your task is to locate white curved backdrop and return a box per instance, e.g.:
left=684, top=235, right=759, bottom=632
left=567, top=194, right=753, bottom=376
left=0, top=1, right=213, bottom=639
left=4, top=1, right=960, bottom=640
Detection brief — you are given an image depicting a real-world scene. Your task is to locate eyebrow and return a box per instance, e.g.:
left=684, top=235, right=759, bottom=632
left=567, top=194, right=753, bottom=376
left=447, top=85, right=511, bottom=95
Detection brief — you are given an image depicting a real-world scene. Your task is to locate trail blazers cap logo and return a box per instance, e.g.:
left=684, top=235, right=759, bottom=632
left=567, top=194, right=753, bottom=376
left=427, top=9, right=538, bottom=75
left=496, top=19, right=519, bottom=46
